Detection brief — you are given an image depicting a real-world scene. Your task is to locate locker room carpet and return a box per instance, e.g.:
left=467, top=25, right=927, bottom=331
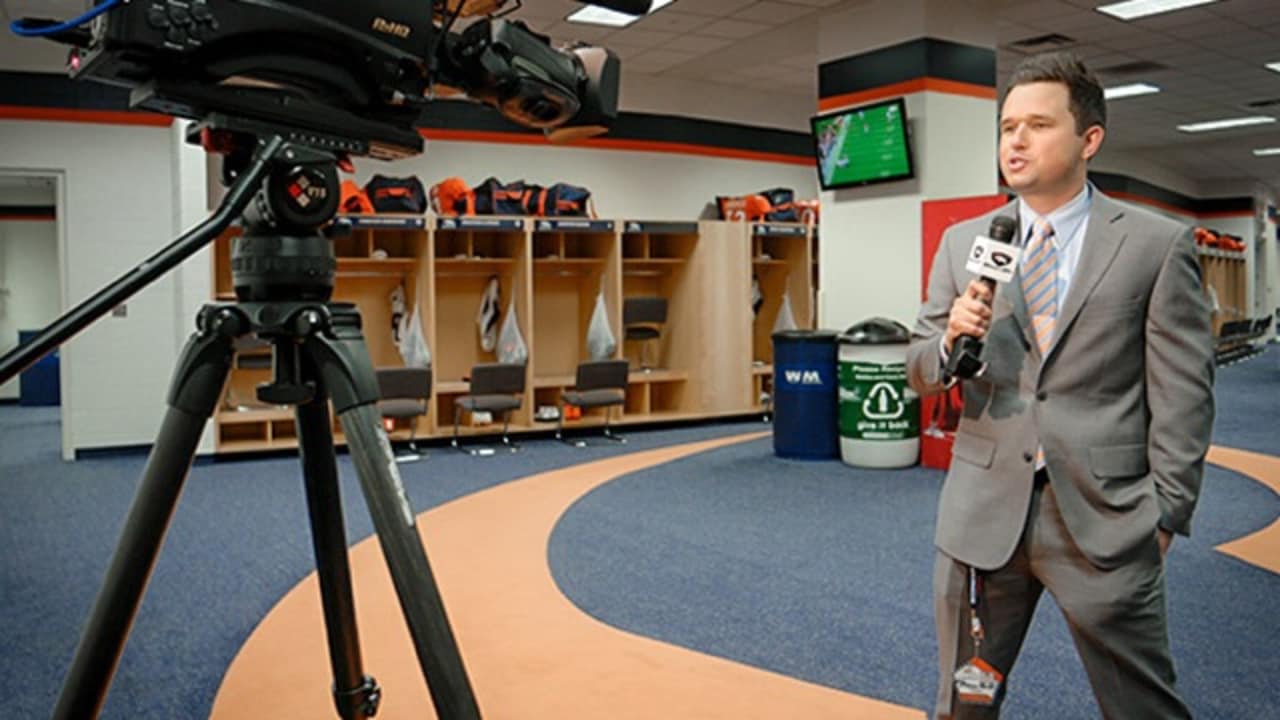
left=2, top=347, right=1278, bottom=719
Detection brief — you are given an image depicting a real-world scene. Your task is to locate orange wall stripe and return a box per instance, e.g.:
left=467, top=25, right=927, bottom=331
left=5, top=108, right=808, bottom=165
left=0, top=105, right=172, bottom=127
left=420, top=128, right=813, bottom=166
left=818, top=78, right=996, bottom=112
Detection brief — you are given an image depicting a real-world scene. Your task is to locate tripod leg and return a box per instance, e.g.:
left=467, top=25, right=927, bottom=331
left=305, top=306, right=481, bottom=720
left=295, top=397, right=381, bottom=720
left=341, top=404, right=482, bottom=719
left=54, top=306, right=241, bottom=720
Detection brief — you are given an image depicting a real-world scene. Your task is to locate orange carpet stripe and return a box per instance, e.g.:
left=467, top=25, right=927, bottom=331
left=211, top=432, right=925, bottom=719
left=1207, top=445, right=1280, bottom=575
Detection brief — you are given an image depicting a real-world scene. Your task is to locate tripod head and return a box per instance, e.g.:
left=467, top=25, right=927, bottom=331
left=203, top=122, right=342, bottom=305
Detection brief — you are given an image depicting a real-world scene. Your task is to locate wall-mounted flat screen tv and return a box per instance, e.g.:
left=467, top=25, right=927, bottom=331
left=810, top=97, right=914, bottom=190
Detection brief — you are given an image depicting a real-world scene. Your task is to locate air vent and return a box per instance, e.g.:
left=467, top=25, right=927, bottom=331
left=1008, top=33, right=1076, bottom=51
left=1096, top=60, right=1169, bottom=77
left=1246, top=98, right=1280, bottom=108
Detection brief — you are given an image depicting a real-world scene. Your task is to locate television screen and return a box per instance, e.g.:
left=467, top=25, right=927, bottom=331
left=810, top=98, right=914, bottom=190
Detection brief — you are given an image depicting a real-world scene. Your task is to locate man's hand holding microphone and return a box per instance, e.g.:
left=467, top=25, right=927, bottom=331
left=943, top=215, right=1019, bottom=381
left=946, top=280, right=995, bottom=355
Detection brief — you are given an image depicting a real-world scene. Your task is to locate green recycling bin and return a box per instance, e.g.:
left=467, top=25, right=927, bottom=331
left=838, top=318, right=919, bottom=468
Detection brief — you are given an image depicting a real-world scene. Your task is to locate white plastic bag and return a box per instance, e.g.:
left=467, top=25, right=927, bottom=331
left=585, top=290, right=617, bottom=360
left=773, top=290, right=798, bottom=333
left=497, top=300, right=528, bottom=365
left=477, top=275, right=500, bottom=352
left=398, top=303, right=431, bottom=368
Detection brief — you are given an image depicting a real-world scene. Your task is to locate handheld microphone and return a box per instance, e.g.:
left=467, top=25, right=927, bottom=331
left=944, top=214, right=1019, bottom=380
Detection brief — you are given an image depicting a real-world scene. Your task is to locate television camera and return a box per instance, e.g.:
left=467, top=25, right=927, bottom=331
left=19, top=0, right=624, bottom=158
left=3, top=2, right=647, bottom=719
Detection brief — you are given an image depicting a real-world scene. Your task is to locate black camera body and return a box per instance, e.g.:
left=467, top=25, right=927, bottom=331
left=30, top=0, right=621, bottom=159
left=65, top=1, right=436, bottom=157
left=74, top=1, right=432, bottom=104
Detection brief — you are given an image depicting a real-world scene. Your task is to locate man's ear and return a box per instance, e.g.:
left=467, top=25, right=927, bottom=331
left=1081, top=124, right=1105, bottom=161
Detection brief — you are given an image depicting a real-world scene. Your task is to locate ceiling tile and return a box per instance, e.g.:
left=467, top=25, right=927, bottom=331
left=629, top=48, right=701, bottom=71
left=670, top=0, right=752, bottom=16
left=997, top=1, right=1084, bottom=23
left=699, top=18, right=772, bottom=39
left=780, top=54, right=817, bottom=70
left=1131, top=5, right=1231, bottom=29
left=636, top=10, right=714, bottom=33
left=545, top=21, right=616, bottom=43
left=769, top=0, right=846, bottom=7
left=608, top=27, right=679, bottom=45
left=659, top=34, right=733, bottom=54
left=1159, top=20, right=1249, bottom=41
left=1096, top=28, right=1180, bottom=50
left=733, top=1, right=821, bottom=24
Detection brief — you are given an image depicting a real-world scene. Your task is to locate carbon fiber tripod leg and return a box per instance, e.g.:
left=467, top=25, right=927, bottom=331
left=295, top=393, right=381, bottom=720
left=304, top=304, right=481, bottom=720
left=53, top=305, right=242, bottom=720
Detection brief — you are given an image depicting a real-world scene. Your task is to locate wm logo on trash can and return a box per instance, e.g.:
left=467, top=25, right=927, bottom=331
left=784, top=369, right=823, bottom=385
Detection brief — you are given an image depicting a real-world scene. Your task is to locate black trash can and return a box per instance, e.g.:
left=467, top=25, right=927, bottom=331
left=771, top=329, right=839, bottom=459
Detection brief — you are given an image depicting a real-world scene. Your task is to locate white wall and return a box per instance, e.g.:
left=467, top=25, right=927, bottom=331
left=0, top=119, right=206, bottom=455
left=813, top=0, right=998, bottom=333
left=353, top=140, right=819, bottom=221
left=0, top=219, right=59, bottom=400
left=1091, top=149, right=1204, bottom=201
left=621, top=74, right=812, bottom=133
left=817, top=91, right=998, bottom=333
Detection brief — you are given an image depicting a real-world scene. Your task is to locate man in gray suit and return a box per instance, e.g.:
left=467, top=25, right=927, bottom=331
left=907, top=52, right=1214, bottom=719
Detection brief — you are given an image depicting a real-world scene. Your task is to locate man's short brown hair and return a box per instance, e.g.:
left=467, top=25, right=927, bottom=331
left=1004, top=51, right=1106, bottom=135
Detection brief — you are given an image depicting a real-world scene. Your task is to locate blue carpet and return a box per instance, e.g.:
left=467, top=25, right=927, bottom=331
left=2, top=345, right=1278, bottom=719
left=0, top=406, right=761, bottom=720
left=548, top=346, right=1280, bottom=719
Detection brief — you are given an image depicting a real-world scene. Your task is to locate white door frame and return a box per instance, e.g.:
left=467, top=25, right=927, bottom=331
left=0, top=167, right=72, bottom=459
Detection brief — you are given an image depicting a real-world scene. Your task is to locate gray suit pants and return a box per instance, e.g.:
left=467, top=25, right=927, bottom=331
left=933, top=477, right=1190, bottom=719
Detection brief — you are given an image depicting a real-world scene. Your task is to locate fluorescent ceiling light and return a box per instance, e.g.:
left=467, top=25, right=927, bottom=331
left=1267, top=62, right=1280, bottom=74
left=567, top=0, right=675, bottom=28
left=1253, top=147, right=1280, bottom=156
left=1096, top=0, right=1219, bottom=21
left=1177, top=116, right=1274, bottom=133
left=1104, top=83, right=1160, bottom=99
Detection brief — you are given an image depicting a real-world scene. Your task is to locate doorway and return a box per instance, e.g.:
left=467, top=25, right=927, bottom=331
left=0, top=169, right=68, bottom=457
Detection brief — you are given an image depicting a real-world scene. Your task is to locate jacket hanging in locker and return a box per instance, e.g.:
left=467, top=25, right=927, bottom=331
left=477, top=275, right=500, bottom=352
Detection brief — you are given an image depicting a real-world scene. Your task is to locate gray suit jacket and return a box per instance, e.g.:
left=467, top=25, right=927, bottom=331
left=907, top=192, right=1215, bottom=570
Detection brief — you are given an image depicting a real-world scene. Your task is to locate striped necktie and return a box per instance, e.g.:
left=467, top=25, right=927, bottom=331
left=1022, top=218, right=1058, bottom=357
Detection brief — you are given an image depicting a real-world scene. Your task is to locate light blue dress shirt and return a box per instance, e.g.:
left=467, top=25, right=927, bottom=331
left=1017, top=183, right=1093, bottom=319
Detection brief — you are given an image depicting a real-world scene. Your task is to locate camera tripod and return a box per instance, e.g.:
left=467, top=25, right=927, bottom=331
left=0, top=131, right=481, bottom=719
